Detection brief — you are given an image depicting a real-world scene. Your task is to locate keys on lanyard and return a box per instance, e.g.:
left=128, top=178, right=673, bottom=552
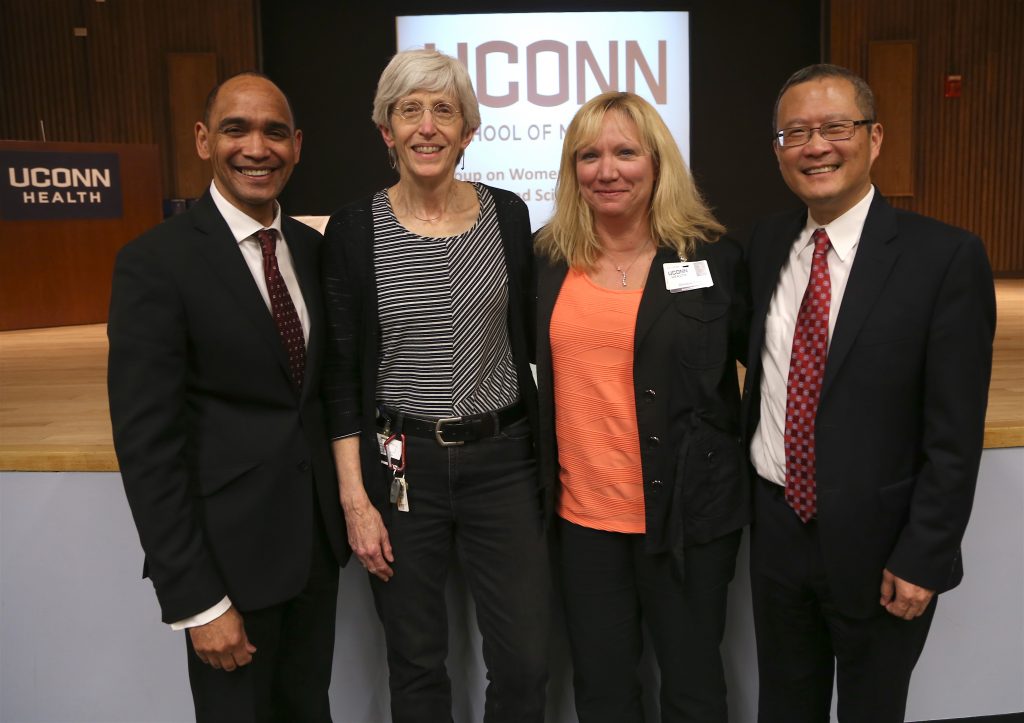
left=384, top=432, right=410, bottom=512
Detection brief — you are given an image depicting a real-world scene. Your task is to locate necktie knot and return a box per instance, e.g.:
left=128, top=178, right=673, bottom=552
left=256, top=228, right=276, bottom=258
left=811, top=227, right=831, bottom=257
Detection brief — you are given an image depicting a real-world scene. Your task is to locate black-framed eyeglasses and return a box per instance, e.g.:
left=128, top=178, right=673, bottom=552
left=392, top=101, right=461, bottom=125
left=776, top=119, right=874, bottom=147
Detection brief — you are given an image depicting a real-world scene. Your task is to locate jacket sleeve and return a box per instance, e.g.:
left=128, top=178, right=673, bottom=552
left=321, top=206, right=368, bottom=439
left=107, top=240, right=226, bottom=623
left=885, top=233, right=995, bottom=590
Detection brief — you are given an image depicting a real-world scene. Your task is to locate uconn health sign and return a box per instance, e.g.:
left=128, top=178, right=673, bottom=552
left=0, top=150, right=122, bottom=220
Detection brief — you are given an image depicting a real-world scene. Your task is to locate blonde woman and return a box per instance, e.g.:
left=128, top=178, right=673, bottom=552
left=535, top=92, right=749, bottom=722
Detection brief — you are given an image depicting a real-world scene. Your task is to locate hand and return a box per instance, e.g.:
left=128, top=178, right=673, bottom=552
left=188, top=606, right=256, bottom=671
left=343, top=499, right=395, bottom=581
left=880, top=568, right=935, bottom=620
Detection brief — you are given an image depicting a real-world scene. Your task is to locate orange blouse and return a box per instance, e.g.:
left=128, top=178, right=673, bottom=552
left=550, top=269, right=645, bottom=534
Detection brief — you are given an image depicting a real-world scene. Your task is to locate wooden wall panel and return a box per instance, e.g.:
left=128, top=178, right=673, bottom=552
left=0, top=0, right=258, bottom=201
left=830, top=0, right=1024, bottom=274
left=0, top=1, right=87, bottom=143
left=868, top=41, right=916, bottom=196
left=167, top=53, right=217, bottom=198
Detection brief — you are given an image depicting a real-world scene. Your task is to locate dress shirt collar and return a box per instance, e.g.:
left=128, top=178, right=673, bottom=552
left=208, top=181, right=284, bottom=246
left=803, top=185, right=875, bottom=263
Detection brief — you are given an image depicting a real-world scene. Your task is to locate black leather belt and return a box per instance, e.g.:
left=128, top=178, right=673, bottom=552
left=377, top=400, right=526, bottom=447
left=758, top=474, right=786, bottom=498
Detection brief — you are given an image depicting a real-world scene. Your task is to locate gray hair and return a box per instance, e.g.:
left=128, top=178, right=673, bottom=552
left=773, top=63, right=876, bottom=131
left=371, top=49, right=481, bottom=132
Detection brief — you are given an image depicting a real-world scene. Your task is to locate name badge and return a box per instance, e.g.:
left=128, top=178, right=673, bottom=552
left=663, top=260, right=713, bottom=293
left=377, top=433, right=403, bottom=466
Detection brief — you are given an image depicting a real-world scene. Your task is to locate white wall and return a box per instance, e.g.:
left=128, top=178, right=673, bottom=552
left=1, top=447, right=1021, bottom=722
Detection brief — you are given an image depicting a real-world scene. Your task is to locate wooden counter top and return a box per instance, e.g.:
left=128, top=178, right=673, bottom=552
left=2, top=280, right=1021, bottom=472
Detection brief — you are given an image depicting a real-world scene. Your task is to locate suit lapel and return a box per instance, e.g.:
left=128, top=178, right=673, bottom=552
left=536, top=255, right=567, bottom=359
left=821, top=193, right=901, bottom=398
left=634, top=247, right=683, bottom=348
left=747, top=212, right=806, bottom=380
left=284, top=217, right=321, bottom=403
left=190, top=193, right=295, bottom=389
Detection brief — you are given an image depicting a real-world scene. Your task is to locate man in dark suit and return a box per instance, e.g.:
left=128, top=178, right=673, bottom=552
left=743, top=64, right=995, bottom=722
left=108, top=72, right=347, bottom=721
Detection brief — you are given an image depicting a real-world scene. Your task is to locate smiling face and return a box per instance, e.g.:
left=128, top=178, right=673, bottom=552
left=379, top=90, right=473, bottom=182
left=774, top=77, right=882, bottom=224
left=575, top=111, right=656, bottom=224
left=195, top=75, right=301, bottom=226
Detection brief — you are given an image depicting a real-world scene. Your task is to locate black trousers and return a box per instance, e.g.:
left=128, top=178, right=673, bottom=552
left=750, top=476, right=935, bottom=723
left=557, top=518, right=742, bottom=723
left=368, top=417, right=551, bottom=723
left=185, top=501, right=340, bottom=723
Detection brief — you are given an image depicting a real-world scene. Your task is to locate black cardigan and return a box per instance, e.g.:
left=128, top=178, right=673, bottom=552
left=321, top=184, right=540, bottom=513
left=535, top=238, right=751, bottom=573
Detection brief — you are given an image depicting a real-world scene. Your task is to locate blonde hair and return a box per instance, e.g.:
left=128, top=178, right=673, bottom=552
left=536, top=92, right=724, bottom=268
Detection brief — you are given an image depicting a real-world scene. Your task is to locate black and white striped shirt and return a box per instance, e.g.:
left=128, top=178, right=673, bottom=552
left=373, top=183, right=519, bottom=417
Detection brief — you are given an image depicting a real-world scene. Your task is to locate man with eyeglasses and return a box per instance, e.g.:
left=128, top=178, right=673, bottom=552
left=741, top=63, right=995, bottom=722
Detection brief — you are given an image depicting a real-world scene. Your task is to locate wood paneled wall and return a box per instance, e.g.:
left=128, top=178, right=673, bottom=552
left=0, top=0, right=258, bottom=200
left=830, top=0, right=1024, bottom=274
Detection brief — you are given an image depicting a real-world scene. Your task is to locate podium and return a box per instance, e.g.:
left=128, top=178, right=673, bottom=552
left=0, top=141, right=162, bottom=330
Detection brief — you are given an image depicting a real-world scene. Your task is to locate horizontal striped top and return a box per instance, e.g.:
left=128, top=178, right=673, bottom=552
left=372, top=183, right=519, bottom=417
left=551, top=269, right=645, bottom=533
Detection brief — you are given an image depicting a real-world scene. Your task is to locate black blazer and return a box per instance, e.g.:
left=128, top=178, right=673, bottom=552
left=741, top=192, right=996, bottom=617
left=320, top=184, right=540, bottom=514
left=108, top=191, right=347, bottom=624
left=535, top=238, right=750, bottom=574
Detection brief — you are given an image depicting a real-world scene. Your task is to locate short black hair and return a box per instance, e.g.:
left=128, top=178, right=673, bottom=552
left=773, top=63, right=876, bottom=131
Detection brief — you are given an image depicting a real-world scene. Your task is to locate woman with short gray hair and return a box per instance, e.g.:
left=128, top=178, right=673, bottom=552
left=322, top=48, right=550, bottom=723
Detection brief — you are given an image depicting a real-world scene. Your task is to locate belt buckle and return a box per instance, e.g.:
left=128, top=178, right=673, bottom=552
left=434, top=416, right=465, bottom=447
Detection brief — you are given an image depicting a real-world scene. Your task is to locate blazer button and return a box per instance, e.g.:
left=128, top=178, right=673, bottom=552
left=706, top=450, right=716, bottom=463
left=648, top=435, right=660, bottom=447
left=644, top=389, right=656, bottom=401
left=649, top=479, right=663, bottom=488
left=297, top=459, right=310, bottom=472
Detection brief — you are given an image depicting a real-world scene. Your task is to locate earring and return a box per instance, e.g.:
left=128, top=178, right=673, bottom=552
left=387, top=147, right=397, bottom=171
left=461, top=152, right=465, bottom=171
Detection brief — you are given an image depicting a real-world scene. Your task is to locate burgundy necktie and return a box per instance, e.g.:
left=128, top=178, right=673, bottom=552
left=255, top=228, right=306, bottom=389
left=784, top=228, right=831, bottom=522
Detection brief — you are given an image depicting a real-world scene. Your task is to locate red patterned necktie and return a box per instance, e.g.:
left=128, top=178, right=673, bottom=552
left=784, top=227, right=831, bottom=522
left=256, top=228, right=306, bottom=389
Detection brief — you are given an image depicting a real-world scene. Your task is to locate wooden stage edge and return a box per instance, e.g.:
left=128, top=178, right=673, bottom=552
left=1, top=280, right=1022, bottom=472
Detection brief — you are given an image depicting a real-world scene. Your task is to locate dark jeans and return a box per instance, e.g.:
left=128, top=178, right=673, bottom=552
left=369, top=417, right=551, bottom=723
left=186, top=503, right=339, bottom=723
left=751, top=476, right=935, bottom=723
left=558, top=518, right=741, bottom=723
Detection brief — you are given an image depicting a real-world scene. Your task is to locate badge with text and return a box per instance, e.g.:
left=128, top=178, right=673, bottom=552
left=377, top=433, right=404, bottom=467
left=663, top=260, right=713, bottom=293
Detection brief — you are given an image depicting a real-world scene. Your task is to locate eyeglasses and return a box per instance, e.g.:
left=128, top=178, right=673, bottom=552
left=392, top=101, right=461, bottom=125
left=775, top=119, right=874, bottom=147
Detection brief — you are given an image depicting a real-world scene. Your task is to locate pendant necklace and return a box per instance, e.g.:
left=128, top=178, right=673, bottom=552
left=608, top=241, right=651, bottom=287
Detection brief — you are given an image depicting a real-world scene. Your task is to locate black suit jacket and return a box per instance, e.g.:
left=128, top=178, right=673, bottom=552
left=536, top=239, right=750, bottom=572
left=742, top=191, right=996, bottom=616
left=108, top=191, right=347, bottom=624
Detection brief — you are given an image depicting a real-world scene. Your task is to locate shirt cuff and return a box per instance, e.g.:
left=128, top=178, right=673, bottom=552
left=169, top=596, right=232, bottom=631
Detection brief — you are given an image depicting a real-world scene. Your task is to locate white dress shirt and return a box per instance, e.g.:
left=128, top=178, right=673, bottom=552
left=170, top=183, right=309, bottom=631
left=751, top=186, right=875, bottom=486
